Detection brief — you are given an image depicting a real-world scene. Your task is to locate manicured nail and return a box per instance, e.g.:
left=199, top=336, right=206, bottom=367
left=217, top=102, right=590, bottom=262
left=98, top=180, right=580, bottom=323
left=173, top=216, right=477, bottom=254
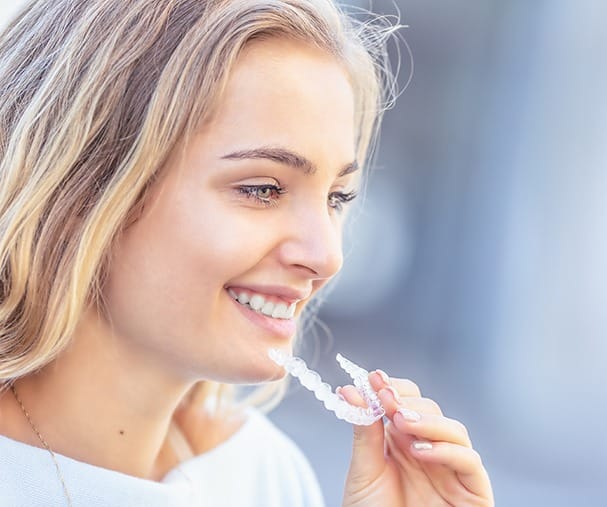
left=382, top=386, right=401, bottom=404
left=412, top=440, right=433, bottom=451
left=335, top=386, right=346, bottom=401
left=375, top=369, right=391, bottom=385
left=397, top=407, right=421, bottom=422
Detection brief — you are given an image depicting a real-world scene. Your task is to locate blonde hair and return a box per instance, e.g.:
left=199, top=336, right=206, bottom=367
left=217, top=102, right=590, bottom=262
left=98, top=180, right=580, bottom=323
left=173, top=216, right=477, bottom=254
left=0, top=0, right=399, bottom=445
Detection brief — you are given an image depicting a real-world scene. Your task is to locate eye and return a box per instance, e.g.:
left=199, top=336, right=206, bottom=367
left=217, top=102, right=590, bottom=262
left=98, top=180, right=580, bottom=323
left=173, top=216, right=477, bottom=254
left=328, top=190, right=358, bottom=212
left=236, top=184, right=287, bottom=207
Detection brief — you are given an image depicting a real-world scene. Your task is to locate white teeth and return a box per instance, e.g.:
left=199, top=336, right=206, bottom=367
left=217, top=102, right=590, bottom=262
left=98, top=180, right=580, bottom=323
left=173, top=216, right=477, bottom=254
left=249, top=294, right=265, bottom=311
left=272, top=303, right=288, bottom=318
left=286, top=303, right=296, bottom=318
left=261, top=302, right=275, bottom=316
left=228, top=288, right=297, bottom=320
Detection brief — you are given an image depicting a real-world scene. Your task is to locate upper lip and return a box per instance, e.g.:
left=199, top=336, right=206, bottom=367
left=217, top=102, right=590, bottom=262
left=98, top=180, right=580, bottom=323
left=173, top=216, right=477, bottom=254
left=225, top=284, right=311, bottom=304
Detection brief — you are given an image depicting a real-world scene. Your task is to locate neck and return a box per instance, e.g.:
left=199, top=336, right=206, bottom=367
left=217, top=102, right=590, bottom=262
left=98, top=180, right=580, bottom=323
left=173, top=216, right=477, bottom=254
left=4, top=306, right=197, bottom=480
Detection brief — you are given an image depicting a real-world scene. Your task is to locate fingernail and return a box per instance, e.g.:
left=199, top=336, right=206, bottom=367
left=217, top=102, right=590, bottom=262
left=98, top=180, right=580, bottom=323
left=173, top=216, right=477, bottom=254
left=375, top=369, right=391, bottom=385
left=382, top=386, right=401, bottom=404
left=397, top=407, right=421, bottom=422
left=412, top=440, right=433, bottom=451
left=335, top=386, right=346, bottom=401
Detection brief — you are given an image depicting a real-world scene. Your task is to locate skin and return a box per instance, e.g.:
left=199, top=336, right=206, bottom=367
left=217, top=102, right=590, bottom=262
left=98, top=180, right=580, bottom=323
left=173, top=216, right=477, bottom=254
left=0, top=37, right=494, bottom=505
left=338, top=374, right=494, bottom=506
left=0, top=38, right=356, bottom=480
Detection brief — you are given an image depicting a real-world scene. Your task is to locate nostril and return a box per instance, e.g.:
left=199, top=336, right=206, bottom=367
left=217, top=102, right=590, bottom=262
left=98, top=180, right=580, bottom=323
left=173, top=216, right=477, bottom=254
left=278, top=218, right=343, bottom=279
left=292, top=263, right=319, bottom=276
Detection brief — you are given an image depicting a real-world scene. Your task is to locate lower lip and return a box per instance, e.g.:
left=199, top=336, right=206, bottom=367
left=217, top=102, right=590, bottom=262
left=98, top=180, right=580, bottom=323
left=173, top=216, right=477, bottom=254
left=228, top=292, right=297, bottom=339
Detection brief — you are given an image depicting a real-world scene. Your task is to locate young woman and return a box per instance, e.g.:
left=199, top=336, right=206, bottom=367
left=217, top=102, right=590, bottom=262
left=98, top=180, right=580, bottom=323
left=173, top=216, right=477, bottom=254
left=0, top=0, right=494, bottom=505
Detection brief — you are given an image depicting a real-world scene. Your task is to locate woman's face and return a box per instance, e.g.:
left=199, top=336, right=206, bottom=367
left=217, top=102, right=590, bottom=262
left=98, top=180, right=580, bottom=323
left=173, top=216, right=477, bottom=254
left=101, top=38, right=358, bottom=384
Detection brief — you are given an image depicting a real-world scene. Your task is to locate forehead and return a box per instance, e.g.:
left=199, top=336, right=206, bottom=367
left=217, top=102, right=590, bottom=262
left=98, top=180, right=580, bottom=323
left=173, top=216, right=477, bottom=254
left=228, top=37, right=353, bottom=96
left=202, top=38, right=357, bottom=171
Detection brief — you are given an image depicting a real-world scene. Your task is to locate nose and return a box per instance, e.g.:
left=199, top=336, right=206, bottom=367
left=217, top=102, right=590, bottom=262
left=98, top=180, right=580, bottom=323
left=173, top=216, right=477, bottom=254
left=278, top=207, right=344, bottom=280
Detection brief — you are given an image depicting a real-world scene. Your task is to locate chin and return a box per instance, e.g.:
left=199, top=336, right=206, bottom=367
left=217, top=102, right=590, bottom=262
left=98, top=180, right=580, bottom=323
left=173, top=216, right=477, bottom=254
left=234, top=358, right=288, bottom=384
left=194, top=351, right=286, bottom=385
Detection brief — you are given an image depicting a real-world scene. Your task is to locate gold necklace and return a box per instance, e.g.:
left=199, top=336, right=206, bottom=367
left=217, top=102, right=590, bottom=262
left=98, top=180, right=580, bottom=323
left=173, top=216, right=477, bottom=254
left=10, top=383, right=73, bottom=507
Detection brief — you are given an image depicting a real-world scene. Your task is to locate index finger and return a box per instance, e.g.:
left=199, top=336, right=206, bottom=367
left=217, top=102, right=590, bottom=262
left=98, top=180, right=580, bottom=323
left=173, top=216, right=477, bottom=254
left=369, top=371, right=422, bottom=398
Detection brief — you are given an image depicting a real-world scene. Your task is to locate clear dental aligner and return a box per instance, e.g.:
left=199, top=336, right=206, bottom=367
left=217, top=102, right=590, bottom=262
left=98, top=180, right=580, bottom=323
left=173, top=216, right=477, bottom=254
left=268, top=348, right=385, bottom=426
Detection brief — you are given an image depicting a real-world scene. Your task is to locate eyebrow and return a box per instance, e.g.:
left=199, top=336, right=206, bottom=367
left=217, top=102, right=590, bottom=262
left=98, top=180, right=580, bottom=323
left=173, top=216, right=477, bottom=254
left=220, top=146, right=358, bottom=177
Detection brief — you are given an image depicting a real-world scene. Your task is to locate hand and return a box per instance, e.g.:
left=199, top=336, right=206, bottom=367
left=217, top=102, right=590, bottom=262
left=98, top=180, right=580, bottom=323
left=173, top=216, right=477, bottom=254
left=339, top=371, right=494, bottom=507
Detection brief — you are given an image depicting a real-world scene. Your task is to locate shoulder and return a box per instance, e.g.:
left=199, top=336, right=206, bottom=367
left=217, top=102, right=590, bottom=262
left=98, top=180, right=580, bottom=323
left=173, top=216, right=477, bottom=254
left=0, top=433, right=32, bottom=505
left=173, top=407, right=326, bottom=507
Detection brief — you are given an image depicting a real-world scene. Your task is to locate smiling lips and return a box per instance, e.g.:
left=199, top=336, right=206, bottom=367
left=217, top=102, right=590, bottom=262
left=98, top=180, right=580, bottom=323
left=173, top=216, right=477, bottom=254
left=227, top=288, right=297, bottom=319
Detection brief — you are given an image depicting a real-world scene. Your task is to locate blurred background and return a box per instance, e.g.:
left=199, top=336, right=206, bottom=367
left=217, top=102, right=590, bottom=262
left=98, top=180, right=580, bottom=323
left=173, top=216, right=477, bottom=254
left=2, top=1, right=606, bottom=505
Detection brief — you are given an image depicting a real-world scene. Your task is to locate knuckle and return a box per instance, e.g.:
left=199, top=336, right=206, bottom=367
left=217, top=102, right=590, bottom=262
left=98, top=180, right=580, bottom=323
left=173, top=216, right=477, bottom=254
left=392, top=378, right=421, bottom=397
left=468, top=448, right=482, bottom=467
left=452, top=418, right=470, bottom=439
left=442, top=475, right=465, bottom=499
left=421, top=397, right=442, bottom=415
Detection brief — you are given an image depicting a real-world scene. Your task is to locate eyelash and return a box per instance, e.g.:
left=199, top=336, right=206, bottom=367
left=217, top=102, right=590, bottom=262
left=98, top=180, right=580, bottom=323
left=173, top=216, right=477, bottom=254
left=236, top=184, right=358, bottom=212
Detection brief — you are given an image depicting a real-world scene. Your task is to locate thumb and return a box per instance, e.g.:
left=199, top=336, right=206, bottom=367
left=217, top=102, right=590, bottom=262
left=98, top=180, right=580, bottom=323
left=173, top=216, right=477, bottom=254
left=339, top=385, right=386, bottom=486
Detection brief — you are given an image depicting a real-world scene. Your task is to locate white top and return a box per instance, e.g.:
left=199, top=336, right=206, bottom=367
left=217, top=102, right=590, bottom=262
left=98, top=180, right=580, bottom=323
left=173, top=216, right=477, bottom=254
left=0, top=408, right=326, bottom=507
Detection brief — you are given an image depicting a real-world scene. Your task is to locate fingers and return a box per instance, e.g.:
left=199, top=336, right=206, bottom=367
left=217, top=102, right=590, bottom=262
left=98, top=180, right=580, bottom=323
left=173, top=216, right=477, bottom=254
left=336, top=384, right=368, bottom=408
left=338, top=373, right=440, bottom=417
left=340, top=367, right=492, bottom=502
left=409, top=441, right=480, bottom=474
left=370, top=371, right=421, bottom=397
left=340, top=371, right=470, bottom=451
left=409, top=441, right=492, bottom=496
left=372, top=373, right=470, bottom=448
left=393, top=410, right=471, bottom=448
left=335, top=385, right=387, bottom=483
left=397, top=396, right=443, bottom=416
left=368, top=369, right=492, bottom=499
left=369, top=371, right=442, bottom=416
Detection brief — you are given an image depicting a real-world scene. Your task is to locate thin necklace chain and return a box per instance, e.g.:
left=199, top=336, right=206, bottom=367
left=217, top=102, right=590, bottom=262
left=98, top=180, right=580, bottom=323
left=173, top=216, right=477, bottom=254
left=10, top=383, right=73, bottom=507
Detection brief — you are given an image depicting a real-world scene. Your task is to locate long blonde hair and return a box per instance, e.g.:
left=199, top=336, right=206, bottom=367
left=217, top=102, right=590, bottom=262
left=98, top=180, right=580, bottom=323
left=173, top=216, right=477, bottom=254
left=0, top=0, right=399, bottom=437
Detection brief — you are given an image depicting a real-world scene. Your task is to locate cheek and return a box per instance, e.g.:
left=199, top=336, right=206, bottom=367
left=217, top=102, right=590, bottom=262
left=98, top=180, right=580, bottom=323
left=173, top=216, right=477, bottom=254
left=101, top=192, right=277, bottom=339
left=169, top=200, right=276, bottom=279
